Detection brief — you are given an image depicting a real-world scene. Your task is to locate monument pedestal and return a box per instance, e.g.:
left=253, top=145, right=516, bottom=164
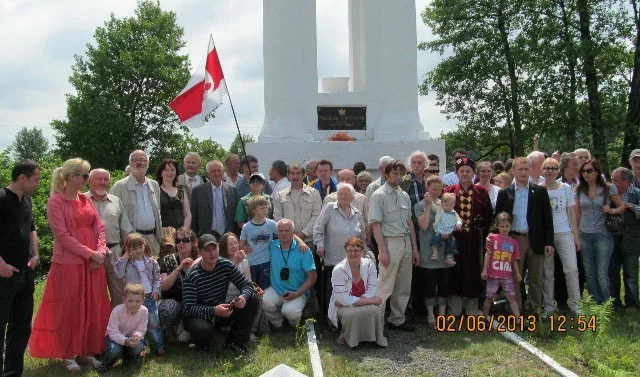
left=246, top=138, right=446, bottom=176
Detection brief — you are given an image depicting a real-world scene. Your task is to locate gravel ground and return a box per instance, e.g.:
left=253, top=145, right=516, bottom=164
left=319, top=313, right=473, bottom=377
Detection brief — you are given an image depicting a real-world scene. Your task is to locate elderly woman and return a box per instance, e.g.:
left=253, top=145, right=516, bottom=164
left=314, top=183, right=367, bottom=312
left=158, top=228, right=197, bottom=342
left=330, top=237, right=386, bottom=348
left=576, top=159, right=625, bottom=304
left=356, top=171, right=372, bottom=195
left=444, top=157, right=493, bottom=315
left=29, top=158, right=111, bottom=371
left=540, top=158, right=582, bottom=315
left=156, top=159, right=191, bottom=231
left=475, top=161, right=500, bottom=209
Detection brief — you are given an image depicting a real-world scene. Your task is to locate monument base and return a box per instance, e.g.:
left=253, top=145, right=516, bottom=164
left=246, top=139, right=446, bottom=177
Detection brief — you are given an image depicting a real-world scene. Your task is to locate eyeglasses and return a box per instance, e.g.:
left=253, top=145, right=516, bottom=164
left=175, top=237, right=192, bottom=244
left=581, top=168, right=595, bottom=174
left=543, top=167, right=559, bottom=171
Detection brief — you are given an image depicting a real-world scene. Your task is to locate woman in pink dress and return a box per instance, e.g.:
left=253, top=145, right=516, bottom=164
left=29, top=158, right=111, bottom=372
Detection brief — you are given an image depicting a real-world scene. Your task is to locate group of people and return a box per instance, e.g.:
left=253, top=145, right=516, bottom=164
left=1, top=144, right=639, bottom=375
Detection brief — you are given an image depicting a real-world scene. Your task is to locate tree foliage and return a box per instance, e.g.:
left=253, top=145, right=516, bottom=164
left=421, top=0, right=636, bottom=171
left=11, top=127, right=49, bottom=161
left=229, top=133, right=255, bottom=157
left=52, top=0, right=191, bottom=170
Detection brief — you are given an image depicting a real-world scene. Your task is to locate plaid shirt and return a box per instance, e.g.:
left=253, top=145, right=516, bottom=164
left=620, top=186, right=640, bottom=219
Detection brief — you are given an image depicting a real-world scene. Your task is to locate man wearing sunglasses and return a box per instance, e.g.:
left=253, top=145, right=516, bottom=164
left=86, top=169, right=134, bottom=308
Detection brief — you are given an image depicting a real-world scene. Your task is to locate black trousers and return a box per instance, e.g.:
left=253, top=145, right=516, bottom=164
left=184, top=294, right=259, bottom=348
left=0, top=269, right=34, bottom=377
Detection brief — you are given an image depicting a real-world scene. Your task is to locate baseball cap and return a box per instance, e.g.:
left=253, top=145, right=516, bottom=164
left=249, top=172, right=266, bottom=182
left=198, top=234, right=219, bottom=248
left=629, top=149, right=640, bottom=160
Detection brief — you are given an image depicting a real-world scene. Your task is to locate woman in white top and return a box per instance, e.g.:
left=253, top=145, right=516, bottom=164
left=329, top=237, right=386, bottom=348
left=475, top=161, right=500, bottom=209
left=540, top=158, right=582, bottom=315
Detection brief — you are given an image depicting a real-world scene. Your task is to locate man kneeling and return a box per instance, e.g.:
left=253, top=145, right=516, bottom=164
left=263, top=219, right=317, bottom=328
left=182, top=234, right=259, bottom=354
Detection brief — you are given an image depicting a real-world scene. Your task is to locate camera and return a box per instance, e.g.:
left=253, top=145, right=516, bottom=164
left=280, top=267, right=290, bottom=281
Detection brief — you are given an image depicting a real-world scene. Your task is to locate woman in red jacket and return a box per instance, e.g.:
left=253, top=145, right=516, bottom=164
left=29, top=158, right=111, bottom=372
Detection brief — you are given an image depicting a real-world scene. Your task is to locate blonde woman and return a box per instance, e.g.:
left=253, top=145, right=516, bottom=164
left=29, top=158, right=111, bottom=371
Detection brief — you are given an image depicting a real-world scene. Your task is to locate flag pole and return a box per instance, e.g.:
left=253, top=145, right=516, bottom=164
left=209, top=34, right=249, bottom=164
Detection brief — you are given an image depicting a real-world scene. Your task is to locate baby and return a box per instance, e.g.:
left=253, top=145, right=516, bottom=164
left=430, top=193, right=462, bottom=265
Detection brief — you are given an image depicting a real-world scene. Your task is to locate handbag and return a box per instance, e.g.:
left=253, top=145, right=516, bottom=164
left=604, top=185, right=625, bottom=234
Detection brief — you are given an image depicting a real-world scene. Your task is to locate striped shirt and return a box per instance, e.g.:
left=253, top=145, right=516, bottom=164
left=182, top=258, right=253, bottom=320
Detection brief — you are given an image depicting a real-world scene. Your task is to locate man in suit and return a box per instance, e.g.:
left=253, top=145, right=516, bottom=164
left=495, top=157, right=554, bottom=315
left=110, top=150, right=163, bottom=256
left=178, top=152, right=208, bottom=199
left=190, top=160, right=239, bottom=238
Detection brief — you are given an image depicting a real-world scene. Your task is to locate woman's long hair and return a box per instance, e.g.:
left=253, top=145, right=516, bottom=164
left=576, top=159, right=607, bottom=195
left=50, top=158, right=90, bottom=195
left=155, top=159, right=180, bottom=187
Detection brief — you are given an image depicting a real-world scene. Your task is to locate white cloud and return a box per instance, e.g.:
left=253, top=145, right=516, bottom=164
left=0, top=0, right=452, bottom=152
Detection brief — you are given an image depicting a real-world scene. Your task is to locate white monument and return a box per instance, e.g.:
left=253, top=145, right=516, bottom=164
left=247, top=0, right=445, bottom=172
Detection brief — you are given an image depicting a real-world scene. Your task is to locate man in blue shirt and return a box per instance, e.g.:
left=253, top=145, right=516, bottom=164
left=262, top=219, right=317, bottom=328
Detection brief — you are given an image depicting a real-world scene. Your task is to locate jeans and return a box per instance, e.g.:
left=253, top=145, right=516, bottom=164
left=430, top=233, right=458, bottom=255
left=609, top=234, right=640, bottom=308
left=0, top=269, right=34, bottom=377
left=580, top=231, right=613, bottom=304
left=102, top=335, right=144, bottom=366
left=250, top=262, right=271, bottom=290
left=144, top=295, right=164, bottom=351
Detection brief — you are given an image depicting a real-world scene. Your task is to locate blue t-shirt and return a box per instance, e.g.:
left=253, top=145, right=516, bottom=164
left=269, top=239, right=316, bottom=297
left=240, top=218, right=278, bottom=265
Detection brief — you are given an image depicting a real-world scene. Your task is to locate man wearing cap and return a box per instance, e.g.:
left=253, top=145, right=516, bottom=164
left=629, top=149, right=640, bottom=188
left=182, top=234, right=259, bottom=353
left=234, top=172, right=275, bottom=229
left=110, top=150, right=163, bottom=256
left=495, top=157, right=554, bottom=315
left=190, top=160, right=239, bottom=238
left=86, top=168, right=134, bottom=307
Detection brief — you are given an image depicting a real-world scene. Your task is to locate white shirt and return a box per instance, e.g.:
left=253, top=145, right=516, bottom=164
left=271, top=177, right=291, bottom=195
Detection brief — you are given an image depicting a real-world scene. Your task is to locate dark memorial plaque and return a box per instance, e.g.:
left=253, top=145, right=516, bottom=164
left=317, top=106, right=366, bottom=130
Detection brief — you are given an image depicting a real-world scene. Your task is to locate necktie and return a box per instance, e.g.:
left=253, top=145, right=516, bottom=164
left=188, top=177, right=195, bottom=193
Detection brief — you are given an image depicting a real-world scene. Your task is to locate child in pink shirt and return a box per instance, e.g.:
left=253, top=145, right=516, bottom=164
left=481, top=212, right=522, bottom=319
left=97, top=284, right=148, bottom=373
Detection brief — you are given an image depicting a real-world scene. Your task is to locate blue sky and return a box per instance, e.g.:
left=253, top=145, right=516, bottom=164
left=0, top=0, right=455, bottom=151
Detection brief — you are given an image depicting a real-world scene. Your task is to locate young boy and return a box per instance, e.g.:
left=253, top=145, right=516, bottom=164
left=98, top=283, right=148, bottom=373
left=235, top=172, right=274, bottom=228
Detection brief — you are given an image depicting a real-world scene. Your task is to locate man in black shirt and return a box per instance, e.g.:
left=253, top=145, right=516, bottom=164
left=182, top=234, right=258, bottom=354
left=0, top=160, right=41, bottom=377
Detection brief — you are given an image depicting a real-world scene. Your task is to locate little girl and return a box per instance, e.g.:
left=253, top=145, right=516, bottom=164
left=430, top=193, right=462, bottom=265
left=115, top=234, right=165, bottom=356
left=481, top=212, right=521, bottom=319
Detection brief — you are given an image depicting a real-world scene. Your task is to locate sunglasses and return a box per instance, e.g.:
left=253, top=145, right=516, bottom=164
left=581, top=168, right=595, bottom=174
left=175, top=237, right=192, bottom=244
left=428, top=169, right=440, bottom=173
left=543, top=167, right=559, bottom=171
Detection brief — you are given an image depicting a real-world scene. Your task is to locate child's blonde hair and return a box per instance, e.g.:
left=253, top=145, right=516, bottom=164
left=122, top=233, right=149, bottom=257
left=426, top=176, right=443, bottom=187
left=493, top=211, right=512, bottom=229
left=248, top=195, right=269, bottom=212
left=441, top=192, right=456, bottom=204
left=124, top=283, right=145, bottom=297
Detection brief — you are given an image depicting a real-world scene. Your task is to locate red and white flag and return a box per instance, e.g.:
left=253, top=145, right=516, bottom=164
left=170, top=35, right=227, bottom=128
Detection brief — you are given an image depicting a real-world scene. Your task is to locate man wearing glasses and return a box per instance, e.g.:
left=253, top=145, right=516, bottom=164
left=110, top=150, right=163, bottom=256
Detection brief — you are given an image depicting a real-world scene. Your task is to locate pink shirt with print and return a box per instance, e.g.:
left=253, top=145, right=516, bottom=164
left=485, top=234, right=520, bottom=280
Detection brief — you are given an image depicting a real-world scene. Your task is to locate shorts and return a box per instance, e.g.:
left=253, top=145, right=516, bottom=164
left=485, top=277, right=515, bottom=298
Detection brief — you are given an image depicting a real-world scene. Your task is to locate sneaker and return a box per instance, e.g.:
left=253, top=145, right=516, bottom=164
left=387, top=322, right=416, bottom=332
left=430, top=251, right=438, bottom=260
left=224, top=341, right=250, bottom=355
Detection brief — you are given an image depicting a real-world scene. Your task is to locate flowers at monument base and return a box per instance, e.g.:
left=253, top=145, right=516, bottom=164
left=328, top=132, right=357, bottom=141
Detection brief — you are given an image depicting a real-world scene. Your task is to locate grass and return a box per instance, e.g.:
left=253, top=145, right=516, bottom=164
left=23, top=282, right=640, bottom=376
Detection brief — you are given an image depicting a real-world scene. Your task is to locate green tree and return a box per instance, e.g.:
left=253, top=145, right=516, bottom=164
left=11, top=127, right=49, bottom=161
left=52, top=0, right=191, bottom=170
left=228, top=133, right=255, bottom=157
